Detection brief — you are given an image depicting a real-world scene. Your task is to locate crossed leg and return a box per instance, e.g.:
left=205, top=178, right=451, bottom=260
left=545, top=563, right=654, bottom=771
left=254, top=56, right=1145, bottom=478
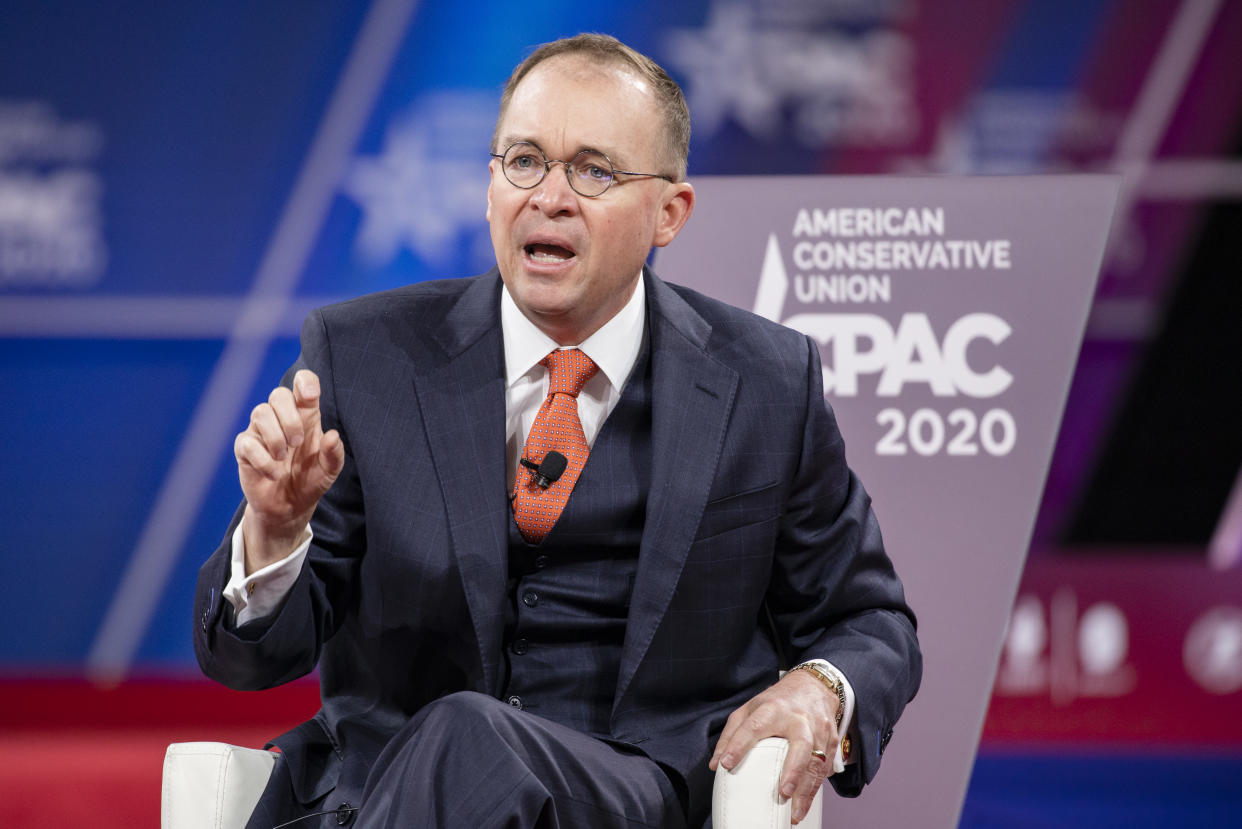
left=354, top=692, right=686, bottom=829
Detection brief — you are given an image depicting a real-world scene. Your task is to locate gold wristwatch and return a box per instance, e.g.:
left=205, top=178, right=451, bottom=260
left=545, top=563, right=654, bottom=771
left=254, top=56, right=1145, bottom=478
left=791, top=662, right=846, bottom=731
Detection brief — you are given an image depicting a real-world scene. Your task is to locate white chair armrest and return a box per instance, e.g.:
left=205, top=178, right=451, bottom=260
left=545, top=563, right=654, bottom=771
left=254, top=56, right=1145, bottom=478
left=162, top=742, right=278, bottom=829
left=712, top=737, right=823, bottom=829
left=162, top=737, right=819, bottom=828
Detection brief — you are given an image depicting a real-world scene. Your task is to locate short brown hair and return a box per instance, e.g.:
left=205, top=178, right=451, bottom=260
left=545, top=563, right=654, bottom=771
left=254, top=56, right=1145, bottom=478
left=492, top=33, right=691, bottom=181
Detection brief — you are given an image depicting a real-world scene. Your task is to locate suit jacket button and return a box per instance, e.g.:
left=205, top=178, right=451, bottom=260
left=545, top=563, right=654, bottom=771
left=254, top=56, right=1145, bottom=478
left=335, top=802, right=354, bottom=825
left=522, top=592, right=539, bottom=608
left=511, top=638, right=529, bottom=655
left=507, top=695, right=524, bottom=709
left=533, top=555, right=550, bottom=570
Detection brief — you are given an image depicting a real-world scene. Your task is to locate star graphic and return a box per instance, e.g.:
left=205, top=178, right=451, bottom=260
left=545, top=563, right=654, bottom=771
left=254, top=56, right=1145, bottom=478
left=341, top=95, right=493, bottom=269
left=664, top=1, right=784, bottom=139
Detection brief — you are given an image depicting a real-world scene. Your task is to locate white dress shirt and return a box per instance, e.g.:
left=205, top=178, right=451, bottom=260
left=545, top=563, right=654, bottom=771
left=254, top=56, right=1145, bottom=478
left=221, top=272, right=855, bottom=768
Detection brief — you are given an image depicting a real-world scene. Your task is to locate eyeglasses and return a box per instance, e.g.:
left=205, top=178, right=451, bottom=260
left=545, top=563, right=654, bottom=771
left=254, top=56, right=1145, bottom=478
left=490, top=141, right=674, bottom=198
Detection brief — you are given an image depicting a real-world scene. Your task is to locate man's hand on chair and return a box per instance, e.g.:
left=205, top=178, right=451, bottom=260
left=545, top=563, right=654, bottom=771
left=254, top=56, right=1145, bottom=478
left=709, top=670, right=841, bottom=825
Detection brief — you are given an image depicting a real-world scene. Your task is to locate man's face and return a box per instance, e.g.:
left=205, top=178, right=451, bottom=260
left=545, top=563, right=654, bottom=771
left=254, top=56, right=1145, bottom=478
left=487, top=56, right=694, bottom=345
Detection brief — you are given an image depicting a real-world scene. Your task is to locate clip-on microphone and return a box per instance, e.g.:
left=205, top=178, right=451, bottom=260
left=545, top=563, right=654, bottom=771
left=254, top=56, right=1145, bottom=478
left=520, top=451, right=568, bottom=489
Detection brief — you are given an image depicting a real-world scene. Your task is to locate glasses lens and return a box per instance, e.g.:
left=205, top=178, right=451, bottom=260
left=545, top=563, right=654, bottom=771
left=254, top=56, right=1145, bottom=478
left=568, top=151, right=613, bottom=197
left=503, top=143, right=545, bottom=189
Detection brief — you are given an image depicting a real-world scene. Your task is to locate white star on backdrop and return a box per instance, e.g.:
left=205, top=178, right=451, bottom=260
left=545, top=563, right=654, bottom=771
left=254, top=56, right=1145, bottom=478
left=664, top=2, right=783, bottom=139
left=341, top=93, right=495, bottom=270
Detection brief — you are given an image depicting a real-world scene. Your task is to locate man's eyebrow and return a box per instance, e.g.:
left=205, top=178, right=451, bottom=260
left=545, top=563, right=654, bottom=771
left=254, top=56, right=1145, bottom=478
left=496, top=136, right=629, bottom=166
left=496, top=135, right=538, bottom=152
left=586, top=145, right=629, bottom=168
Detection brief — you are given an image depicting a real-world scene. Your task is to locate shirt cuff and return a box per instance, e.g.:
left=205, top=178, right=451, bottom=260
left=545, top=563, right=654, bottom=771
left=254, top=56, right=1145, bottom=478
left=799, top=658, right=857, bottom=774
left=223, top=517, right=312, bottom=627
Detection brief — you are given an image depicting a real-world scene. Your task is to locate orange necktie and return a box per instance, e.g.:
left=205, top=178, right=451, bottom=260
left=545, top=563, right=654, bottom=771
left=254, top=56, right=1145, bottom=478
left=512, top=348, right=599, bottom=543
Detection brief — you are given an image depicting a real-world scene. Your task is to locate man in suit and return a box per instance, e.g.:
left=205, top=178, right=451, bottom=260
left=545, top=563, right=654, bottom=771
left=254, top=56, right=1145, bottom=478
left=195, top=34, right=920, bottom=828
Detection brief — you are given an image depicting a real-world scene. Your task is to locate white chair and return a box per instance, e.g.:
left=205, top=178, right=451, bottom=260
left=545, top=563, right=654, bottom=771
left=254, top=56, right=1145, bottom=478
left=711, top=736, right=824, bottom=829
left=162, top=736, right=822, bottom=829
left=162, top=742, right=278, bottom=829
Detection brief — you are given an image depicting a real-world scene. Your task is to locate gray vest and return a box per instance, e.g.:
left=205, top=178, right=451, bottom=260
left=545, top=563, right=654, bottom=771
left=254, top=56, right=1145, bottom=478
left=501, top=340, right=653, bottom=738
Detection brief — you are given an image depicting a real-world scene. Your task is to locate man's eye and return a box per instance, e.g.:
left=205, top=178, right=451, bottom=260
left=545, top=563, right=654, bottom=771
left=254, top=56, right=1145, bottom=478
left=585, top=165, right=609, bottom=180
left=511, top=154, right=538, bottom=169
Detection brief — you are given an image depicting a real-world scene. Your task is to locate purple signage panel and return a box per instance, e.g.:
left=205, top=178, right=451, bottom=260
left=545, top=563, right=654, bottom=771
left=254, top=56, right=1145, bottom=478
left=655, top=175, right=1117, bottom=828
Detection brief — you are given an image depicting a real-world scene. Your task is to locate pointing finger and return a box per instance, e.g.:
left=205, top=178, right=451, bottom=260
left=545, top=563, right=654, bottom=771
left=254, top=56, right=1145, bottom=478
left=292, top=370, right=323, bottom=436
left=292, top=370, right=321, bottom=409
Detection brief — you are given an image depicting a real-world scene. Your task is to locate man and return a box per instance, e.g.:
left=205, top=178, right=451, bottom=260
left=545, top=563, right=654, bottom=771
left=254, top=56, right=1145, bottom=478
left=195, top=33, right=920, bottom=829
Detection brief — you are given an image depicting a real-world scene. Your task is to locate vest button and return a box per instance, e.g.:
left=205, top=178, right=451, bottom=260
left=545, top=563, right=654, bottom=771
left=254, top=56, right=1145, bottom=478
left=511, top=638, right=529, bottom=655
left=533, top=555, right=550, bottom=570
left=523, top=591, right=539, bottom=608
left=335, top=802, right=354, bottom=825
left=506, top=695, right=524, bottom=709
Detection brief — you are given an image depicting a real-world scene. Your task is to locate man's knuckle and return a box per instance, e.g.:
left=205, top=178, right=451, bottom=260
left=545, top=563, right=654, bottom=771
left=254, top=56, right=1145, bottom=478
left=746, top=709, right=774, bottom=731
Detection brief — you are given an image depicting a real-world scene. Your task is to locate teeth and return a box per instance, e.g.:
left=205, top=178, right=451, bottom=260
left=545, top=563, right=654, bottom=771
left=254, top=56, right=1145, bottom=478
left=527, top=244, right=573, bottom=262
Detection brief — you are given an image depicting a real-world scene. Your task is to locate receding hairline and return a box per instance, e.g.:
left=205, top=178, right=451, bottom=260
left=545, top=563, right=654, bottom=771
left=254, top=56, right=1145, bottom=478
left=491, top=34, right=690, bottom=181
left=494, top=59, right=653, bottom=168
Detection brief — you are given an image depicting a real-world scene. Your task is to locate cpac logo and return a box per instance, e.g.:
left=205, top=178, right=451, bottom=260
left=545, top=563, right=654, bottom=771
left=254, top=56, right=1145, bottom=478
left=786, top=311, right=1012, bottom=397
left=754, top=234, right=1012, bottom=398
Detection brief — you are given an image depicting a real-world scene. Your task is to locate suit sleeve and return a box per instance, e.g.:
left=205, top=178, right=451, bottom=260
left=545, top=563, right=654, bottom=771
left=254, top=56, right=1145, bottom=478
left=193, top=309, right=366, bottom=690
left=766, top=334, right=922, bottom=796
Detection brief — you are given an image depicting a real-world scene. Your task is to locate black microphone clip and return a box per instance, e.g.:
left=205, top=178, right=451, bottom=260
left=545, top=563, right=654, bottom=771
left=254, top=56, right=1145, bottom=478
left=520, top=451, right=568, bottom=489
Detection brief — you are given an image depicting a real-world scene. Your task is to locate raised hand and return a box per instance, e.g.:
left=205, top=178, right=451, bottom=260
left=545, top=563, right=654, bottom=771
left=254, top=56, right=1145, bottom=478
left=233, top=369, right=345, bottom=572
left=709, top=669, right=841, bottom=825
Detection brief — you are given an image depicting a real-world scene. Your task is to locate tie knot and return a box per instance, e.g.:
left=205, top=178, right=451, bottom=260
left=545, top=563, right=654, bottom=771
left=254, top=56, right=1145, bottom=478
left=542, top=348, right=598, bottom=397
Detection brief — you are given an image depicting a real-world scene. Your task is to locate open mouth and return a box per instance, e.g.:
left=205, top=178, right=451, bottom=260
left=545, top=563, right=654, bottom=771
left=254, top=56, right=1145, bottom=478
left=524, top=243, right=576, bottom=263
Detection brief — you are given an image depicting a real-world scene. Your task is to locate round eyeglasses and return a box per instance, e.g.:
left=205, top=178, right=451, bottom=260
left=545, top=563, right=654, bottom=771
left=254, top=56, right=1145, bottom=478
left=490, top=142, right=674, bottom=198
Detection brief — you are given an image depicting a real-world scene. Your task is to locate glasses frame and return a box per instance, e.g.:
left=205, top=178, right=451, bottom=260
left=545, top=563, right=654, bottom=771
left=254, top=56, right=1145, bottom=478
left=490, top=141, right=675, bottom=198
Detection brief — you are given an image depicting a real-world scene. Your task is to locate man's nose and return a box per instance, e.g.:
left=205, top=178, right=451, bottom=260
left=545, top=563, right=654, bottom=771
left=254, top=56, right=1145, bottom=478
left=529, top=163, right=579, bottom=214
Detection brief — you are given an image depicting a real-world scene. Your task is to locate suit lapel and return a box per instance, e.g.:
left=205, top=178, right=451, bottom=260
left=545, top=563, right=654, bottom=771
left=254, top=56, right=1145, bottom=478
left=406, top=272, right=510, bottom=695
left=615, top=272, right=739, bottom=710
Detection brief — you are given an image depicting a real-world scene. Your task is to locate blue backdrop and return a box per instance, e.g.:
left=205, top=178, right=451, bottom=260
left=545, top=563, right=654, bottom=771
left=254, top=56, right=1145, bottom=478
left=2, top=0, right=1239, bottom=708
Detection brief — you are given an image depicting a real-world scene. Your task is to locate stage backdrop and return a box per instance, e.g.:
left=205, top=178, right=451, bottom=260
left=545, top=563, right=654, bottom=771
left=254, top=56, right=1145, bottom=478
left=655, top=174, right=1116, bottom=828
left=3, top=0, right=1235, bottom=685
left=6, top=0, right=1240, bottom=824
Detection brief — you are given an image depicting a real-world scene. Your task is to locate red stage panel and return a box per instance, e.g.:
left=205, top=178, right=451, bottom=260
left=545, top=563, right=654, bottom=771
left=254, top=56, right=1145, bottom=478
left=984, top=554, right=1242, bottom=745
left=0, top=677, right=319, bottom=829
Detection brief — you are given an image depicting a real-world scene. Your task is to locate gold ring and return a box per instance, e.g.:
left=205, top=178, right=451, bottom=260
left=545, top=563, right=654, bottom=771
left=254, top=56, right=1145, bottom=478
left=810, top=749, right=828, bottom=762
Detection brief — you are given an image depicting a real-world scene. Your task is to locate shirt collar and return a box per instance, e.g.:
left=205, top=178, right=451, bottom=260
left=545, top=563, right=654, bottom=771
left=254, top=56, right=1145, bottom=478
left=501, top=271, right=646, bottom=393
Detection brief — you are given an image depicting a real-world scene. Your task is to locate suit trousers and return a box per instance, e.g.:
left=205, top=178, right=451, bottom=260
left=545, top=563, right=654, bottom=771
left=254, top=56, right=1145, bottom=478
left=352, top=691, right=687, bottom=829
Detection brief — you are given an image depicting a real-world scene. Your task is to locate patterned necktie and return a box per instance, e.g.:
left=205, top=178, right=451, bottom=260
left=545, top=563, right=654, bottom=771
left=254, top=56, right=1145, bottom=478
left=512, top=348, right=599, bottom=543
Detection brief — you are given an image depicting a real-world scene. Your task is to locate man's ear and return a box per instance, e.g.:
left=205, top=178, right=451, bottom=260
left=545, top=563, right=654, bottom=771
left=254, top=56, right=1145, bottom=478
left=485, top=158, right=497, bottom=223
left=652, top=181, right=695, bottom=248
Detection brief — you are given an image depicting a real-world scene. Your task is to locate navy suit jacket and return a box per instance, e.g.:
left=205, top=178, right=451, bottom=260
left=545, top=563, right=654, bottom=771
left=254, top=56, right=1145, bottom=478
left=194, top=267, right=921, bottom=826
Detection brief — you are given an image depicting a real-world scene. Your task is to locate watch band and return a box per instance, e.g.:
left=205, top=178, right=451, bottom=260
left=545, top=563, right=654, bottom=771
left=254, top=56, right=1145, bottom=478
left=791, top=662, right=846, bottom=731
